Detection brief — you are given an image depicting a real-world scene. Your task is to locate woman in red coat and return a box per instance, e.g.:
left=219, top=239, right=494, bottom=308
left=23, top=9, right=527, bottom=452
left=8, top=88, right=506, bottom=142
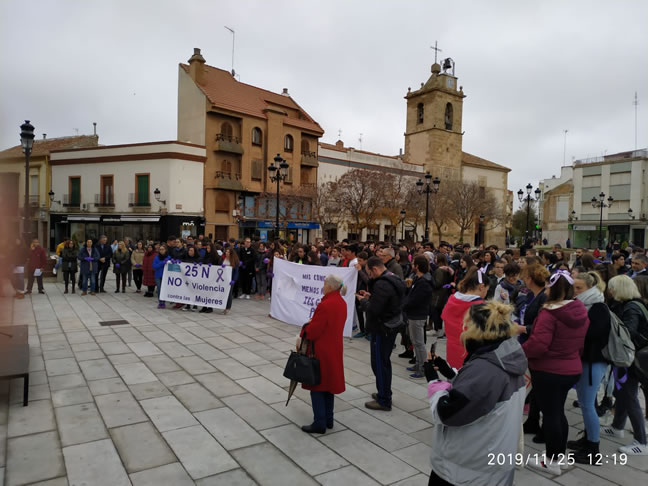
left=142, top=244, right=156, bottom=297
left=300, top=273, right=347, bottom=434
left=441, top=267, right=490, bottom=369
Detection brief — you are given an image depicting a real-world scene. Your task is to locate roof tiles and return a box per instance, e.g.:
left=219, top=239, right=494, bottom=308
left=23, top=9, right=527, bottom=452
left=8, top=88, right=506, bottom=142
left=0, top=135, right=99, bottom=159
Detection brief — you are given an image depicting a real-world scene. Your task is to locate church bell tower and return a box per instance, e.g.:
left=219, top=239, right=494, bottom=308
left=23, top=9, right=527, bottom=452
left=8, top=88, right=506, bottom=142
left=403, top=54, right=466, bottom=179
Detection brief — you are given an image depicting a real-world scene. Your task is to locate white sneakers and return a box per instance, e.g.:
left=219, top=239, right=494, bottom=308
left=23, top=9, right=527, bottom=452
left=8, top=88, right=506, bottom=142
left=238, top=294, right=246, bottom=299
left=618, top=440, right=648, bottom=455
left=245, top=294, right=250, bottom=300
left=527, top=458, right=561, bottom=476
left=601, top=426, right=625, bottom=438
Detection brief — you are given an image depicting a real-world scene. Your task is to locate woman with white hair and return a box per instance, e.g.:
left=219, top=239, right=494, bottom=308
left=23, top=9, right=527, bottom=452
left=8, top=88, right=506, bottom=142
left=299, top=273, right=347, bottom=434
left=602, top=275, right=648, bottom=455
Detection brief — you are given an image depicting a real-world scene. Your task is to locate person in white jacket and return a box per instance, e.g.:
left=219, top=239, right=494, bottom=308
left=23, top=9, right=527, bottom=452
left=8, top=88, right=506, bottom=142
left=424, top=300, right=528, bottom=486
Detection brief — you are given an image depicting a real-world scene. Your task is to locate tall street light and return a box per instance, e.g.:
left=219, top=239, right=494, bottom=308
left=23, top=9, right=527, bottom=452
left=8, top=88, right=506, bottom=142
left=20, top=120, right=35, bottom=243
left=591, top=191, right=613, bottom=250
left=415, top=172, right=440, bottom=242
left=517, top=183, right=541, bottom=245
left=268, top=154, right=289, bottom=241
left=399, top=209, right=406, bottom=241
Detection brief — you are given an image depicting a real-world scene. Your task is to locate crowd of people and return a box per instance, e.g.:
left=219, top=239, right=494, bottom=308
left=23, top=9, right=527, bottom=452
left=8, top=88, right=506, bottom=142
left=9, top=233, right=648, bottom=484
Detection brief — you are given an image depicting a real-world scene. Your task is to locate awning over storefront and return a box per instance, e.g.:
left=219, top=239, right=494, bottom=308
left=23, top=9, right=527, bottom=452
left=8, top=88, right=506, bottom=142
left=121, top=216, right=160, bottom=223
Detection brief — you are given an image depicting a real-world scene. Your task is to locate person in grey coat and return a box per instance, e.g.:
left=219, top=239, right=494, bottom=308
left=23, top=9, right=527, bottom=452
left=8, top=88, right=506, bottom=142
left=424, top=300, right=527, bottom=486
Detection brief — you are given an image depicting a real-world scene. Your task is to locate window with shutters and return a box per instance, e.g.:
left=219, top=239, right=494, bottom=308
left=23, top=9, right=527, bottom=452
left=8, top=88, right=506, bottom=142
left=135, top=174, right=150, bottom=206
left=214, top=192, right=229, bottom=213
left=222, top=160, right=232, bottom=175
left=220, top=122, right=233, bottom=137
left=251, top=160, right=263, bottom=180
left=285, top=166, right=293, bottom=184
left=284, top=134, right=294, bottom=152
left=252, top=127, right=262, bottom=146
left=301, top=139, right=310, bottom=153
left=69, top=176, right=81, bottom=206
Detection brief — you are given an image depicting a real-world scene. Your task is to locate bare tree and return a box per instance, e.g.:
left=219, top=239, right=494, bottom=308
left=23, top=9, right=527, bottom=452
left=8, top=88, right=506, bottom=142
left=334, top=169, right=383, bottom=236
left=378, top=172, right=417, bottom=242
left=313, top=181, right=345, bottom=229
left=445, top=180, right=505, bottom=242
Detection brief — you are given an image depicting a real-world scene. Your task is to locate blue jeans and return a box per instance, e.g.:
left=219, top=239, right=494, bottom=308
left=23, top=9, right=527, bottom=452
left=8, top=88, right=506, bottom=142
left=370, top=330, right=397, bottom=407
left=310, top=391, right=334, bottom=429
left=81, top=271, right=96, bottom=292
left=155, top=277, right=164, bottom=304
left=575, top=361, right=607, bottom=442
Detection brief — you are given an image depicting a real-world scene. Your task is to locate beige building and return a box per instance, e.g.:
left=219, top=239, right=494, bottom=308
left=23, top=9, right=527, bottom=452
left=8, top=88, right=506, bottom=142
left=403, top=58, right=511, bottom=247
left=0, top=134, right=99, bottom=248
left=177, top=48, right=324, bottom=243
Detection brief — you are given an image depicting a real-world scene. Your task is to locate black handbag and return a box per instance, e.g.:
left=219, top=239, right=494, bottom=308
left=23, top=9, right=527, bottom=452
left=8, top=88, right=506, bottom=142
left=283, top=329, right=321, bottom=386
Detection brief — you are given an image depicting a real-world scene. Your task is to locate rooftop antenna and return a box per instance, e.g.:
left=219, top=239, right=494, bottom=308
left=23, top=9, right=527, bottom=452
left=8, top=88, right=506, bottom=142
left=74, top=128, right=79, bottom=135
left=562, top=129, right=568, bottom=166
left=337, top=129, right=342, bottom=139
left=430, top=41, right=442, bottom=64
left=634, top=91, right=639, bottom=150
left=224, top=26, right=236, bottom=77
left=358, top=133, right=363, bottom=150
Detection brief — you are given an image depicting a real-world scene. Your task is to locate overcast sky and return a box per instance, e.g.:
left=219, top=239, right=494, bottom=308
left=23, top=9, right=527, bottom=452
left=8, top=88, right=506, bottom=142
left=1, top=0, right=646, bottom=204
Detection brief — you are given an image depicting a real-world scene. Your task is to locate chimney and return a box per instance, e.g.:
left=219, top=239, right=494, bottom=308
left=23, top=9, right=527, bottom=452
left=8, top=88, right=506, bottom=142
left=42, top=134, right=47, bottom=140
left=188, top=48, right=206, bottom=85
left=335, top=140, right=344, bottom=149
left=399, top=148, right=403, bottom=156
left=281, top=88, right=290, bottom=96
left=93, top=122, right=97, bottom=136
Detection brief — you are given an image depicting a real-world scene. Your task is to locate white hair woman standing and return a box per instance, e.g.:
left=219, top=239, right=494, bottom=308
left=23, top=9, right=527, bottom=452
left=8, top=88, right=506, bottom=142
left=300, top=273, right=348, bottom=434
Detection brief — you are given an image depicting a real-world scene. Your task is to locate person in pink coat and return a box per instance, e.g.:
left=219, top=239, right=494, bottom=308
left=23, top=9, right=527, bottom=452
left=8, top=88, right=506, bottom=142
left=441, top=267, right=490, bottom=369
left=522, top=269, right=589, bottom=476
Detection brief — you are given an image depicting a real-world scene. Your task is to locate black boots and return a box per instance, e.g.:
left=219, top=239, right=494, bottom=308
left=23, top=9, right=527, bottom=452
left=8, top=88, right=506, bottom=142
left=567, top=430, right=587, bottom=450
left=573, top=440, right=601, bottom=466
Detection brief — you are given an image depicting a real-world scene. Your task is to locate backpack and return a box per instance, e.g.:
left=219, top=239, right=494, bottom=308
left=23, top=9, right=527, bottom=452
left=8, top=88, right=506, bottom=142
left=602, top=309, right=635, bottom=368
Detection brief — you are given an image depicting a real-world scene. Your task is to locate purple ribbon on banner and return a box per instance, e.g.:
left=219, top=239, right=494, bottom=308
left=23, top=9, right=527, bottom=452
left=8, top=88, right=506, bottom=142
left=442, top=284, right=452, bottom=289
left=215, top=268, right=225, bottom=282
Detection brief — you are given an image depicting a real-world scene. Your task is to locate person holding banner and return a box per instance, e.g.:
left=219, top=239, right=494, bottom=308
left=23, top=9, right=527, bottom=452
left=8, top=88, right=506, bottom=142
left=224, top=247, right=240, bottom=315
left=153, top=245, right=170, bottom=309
left=357, top=256, right=406, bottom=411
left=300, top=274, right=348, bottom=434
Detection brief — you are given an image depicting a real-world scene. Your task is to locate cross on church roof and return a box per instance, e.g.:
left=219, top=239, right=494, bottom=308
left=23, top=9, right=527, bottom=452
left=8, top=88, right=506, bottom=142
left=430, top=41, right=442, bottom=64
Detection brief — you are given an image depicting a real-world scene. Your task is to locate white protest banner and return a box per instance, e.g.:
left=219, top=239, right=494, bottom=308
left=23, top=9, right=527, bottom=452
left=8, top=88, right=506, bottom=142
left=160, top=262, right=232, bottom=309
left=270, top=258, right=358, bottom=337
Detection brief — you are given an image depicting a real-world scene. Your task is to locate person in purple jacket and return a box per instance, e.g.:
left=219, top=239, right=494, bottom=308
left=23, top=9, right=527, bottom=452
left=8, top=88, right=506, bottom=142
left=522, top=269, right=589, bottom=476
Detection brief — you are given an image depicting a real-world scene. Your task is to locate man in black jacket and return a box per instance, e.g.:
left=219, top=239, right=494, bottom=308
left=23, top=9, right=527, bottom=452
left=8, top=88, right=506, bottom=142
left=238, top=237, right=257, bottom=299
left=357, top=256, right=406, bottom=411
left=96, top=235, right=113, bottom=293
left=403, top=256, right=434, bottom=379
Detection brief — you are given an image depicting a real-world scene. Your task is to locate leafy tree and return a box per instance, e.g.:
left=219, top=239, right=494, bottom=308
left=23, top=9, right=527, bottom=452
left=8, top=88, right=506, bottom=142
left=511, top=205, right=537, bottom=240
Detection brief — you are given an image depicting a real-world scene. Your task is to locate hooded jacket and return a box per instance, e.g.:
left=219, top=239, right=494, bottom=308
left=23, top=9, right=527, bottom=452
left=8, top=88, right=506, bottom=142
left=403, top=272, right=434, bottom=320
left=522, top=299, right=589, bottom=375
left=441, top=292, right=483, bottom=369
left=385, top=258, right=404, bottom=279
left=428, top=337, right=527, bottom=486
left=576, top=287, right=611, bottom=364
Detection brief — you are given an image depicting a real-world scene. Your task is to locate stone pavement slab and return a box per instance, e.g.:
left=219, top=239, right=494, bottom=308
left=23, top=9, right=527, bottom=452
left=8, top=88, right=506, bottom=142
left=162, top=425, right=238, bottom=479
left=195, top=407, right=264, bottom=450
left=55, top=402, right=108, bottom=446
left=63, top=439, right=130, bottom=486
left=129, top=462, right=194, bottom=486
left=110, top=421, right=176, bottom=473
left=95, top=391, right=148, bottom=428
left=231, top=443, right=318, bottom=486
left=5, top=431, right=65, bottom=486
left=140, top=395, right=198, bottom=432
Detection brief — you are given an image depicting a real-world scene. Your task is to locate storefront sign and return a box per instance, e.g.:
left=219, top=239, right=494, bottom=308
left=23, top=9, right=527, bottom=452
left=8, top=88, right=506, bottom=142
left=160, top=262, right=232, bottom=309
left=573, top=225, right=596, bottom=231
left=270, top=259, right=358, bottom=337
left=259, top=230, right=268, bottom=241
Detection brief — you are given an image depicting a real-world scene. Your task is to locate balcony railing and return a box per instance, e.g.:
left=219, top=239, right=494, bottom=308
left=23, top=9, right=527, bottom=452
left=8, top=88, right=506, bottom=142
left=63, top=194, right=80, bottom=207
left=301, top=182, right=317, bottom=190
left=95, top=193, right=115, bottom=207
left=29, top=194, right=40, bottom=206
left=215, top=171, right=241, bottom=180
left=214, top=133, right=244, bottom=155
left=301, top=150, right=318, bottom=167
left=128, top=193, right=150, bottom=207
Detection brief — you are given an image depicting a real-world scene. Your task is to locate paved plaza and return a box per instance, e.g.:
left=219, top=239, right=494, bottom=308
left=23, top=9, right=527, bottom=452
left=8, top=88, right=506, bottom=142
left=0, top=280, right=647, bottom=486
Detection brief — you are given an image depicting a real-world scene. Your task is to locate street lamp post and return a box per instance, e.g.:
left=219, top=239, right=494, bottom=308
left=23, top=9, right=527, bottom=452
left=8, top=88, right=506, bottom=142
left=478, top=214, right=485, bottom=246
left=517, top=183, right=541, bottom=245
left=591, top=192, right=613, bottom=249
left=415, top=172, right=440, bottom=242
left=399, top=209, right=406, bottom=241
left=268, top=154, right=289, bottom=241
left=20, top=121, right=35, bottom=243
